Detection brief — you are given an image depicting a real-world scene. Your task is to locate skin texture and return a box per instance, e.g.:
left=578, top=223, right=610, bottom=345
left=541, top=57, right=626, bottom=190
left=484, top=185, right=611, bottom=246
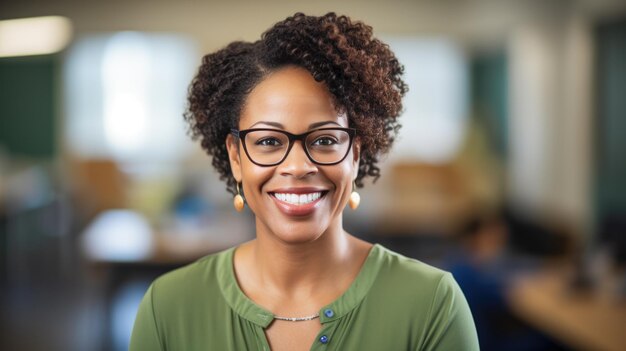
left=226, top=66, right=372, bottom=351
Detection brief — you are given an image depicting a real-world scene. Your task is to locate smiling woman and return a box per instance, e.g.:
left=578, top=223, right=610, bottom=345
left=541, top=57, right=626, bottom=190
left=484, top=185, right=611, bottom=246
left=130, top=12, right=479, bottom=351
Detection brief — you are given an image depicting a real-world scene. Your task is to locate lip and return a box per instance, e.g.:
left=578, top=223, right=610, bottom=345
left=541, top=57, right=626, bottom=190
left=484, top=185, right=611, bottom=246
left=268, top=187, right=328, bottom=217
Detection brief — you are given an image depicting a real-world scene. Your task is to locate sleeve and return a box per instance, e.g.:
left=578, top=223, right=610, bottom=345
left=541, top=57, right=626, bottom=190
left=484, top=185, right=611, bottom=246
left=421, top=273, right=480, bottom=351
left=129, top=284, right=164, bottom=351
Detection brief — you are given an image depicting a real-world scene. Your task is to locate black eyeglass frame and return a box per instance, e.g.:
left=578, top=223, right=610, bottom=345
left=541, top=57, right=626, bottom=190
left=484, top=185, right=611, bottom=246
left=230, top=127, right=357, bottom=167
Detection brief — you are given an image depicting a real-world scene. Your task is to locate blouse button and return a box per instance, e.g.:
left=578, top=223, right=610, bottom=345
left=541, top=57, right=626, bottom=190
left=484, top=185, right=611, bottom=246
left=324, top=309, right=334, bottom=318
left=319, top=335, right=329, bottom=344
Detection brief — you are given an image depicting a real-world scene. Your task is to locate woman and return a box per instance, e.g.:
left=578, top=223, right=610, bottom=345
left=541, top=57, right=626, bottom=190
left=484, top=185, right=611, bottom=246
left=130, top=12, right=479, bottom=351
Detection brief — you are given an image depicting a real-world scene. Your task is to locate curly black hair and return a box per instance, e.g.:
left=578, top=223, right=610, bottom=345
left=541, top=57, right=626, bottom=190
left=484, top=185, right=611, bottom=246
left=184, top=12, right=408, bottom=195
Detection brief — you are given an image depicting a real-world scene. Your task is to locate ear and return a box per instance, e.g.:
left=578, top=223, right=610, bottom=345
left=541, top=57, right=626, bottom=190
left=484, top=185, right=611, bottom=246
left=226, top=134, right=242, bottom=183
left=352, top=138, right=361, bottom=181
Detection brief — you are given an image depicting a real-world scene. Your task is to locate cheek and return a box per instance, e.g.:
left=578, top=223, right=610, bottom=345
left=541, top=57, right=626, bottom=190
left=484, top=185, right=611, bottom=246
left=327, top=162, right=355, bottom=195
left=240, top=162, right=273, bottom=209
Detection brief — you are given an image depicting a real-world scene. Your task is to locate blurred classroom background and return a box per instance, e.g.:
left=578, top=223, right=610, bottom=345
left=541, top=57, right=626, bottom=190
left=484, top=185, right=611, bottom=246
left=1, top=0, right=626, bottom=350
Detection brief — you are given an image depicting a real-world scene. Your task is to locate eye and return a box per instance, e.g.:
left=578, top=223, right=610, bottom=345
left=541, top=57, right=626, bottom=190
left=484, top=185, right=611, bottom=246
left=312, top=136, right=338, bottom=146
left=256, top=137, right=283, bottom=147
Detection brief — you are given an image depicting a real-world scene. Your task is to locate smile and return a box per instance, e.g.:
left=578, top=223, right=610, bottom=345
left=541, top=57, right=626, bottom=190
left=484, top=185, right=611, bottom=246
left=271, top=191, right=325, bottom=205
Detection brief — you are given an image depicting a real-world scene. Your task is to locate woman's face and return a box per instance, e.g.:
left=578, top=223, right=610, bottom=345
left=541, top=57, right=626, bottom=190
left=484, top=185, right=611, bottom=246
left=226, top=66, right=360, bottom=244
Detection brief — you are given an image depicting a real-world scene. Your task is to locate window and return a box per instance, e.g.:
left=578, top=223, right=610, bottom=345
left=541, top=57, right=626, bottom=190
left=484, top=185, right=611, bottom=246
left=382, top=37, right=469, bottom=163
left=63, top=32, right=197, bottom=175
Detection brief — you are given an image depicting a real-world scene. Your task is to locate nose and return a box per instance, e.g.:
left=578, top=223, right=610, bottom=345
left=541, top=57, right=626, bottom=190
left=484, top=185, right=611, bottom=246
left=278, top=140, right=318, bottom=178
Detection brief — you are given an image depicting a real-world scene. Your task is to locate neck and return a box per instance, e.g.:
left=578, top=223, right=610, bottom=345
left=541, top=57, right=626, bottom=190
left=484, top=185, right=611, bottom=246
left=252, top=219, right=351, bottom=297
left=233, top=216, right=372, bottom=316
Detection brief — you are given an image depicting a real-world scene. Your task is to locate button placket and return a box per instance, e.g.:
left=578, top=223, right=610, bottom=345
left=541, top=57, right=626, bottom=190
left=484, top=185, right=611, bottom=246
left=312, top=314, right=339, bottom=349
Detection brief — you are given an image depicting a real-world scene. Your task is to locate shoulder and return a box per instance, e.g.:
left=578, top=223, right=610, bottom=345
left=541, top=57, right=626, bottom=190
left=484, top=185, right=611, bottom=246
left=369, top=245, right=479, bottom=350
left=131, top=248, right=238, bottom=349
left=372, top=245, right=451, bottom=295
left=149, top=248, right=232, bottom=307
left=371, top=245, right=467, bottom=311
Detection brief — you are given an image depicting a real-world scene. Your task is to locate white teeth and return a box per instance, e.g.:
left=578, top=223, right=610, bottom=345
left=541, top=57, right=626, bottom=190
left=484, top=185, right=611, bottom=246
left=273, top=192, right=322, bottom=205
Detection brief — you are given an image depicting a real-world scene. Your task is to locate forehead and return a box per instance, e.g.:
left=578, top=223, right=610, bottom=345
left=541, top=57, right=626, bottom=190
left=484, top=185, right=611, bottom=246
left=239, top=66, right=347, bottom=130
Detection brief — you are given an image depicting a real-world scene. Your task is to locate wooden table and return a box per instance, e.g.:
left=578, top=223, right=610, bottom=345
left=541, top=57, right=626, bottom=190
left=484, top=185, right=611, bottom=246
left=507, top=269, right=626, bottom=351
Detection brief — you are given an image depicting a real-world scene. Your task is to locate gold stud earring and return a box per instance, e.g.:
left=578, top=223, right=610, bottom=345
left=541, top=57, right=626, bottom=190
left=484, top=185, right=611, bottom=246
left=233, top=182, right=245, bottom=212
left=349, top=182, right=360, bottom=210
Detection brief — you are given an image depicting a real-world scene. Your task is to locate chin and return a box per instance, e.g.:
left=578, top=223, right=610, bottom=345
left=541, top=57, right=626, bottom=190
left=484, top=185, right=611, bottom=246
left=264, top=219, right=328, bottom=245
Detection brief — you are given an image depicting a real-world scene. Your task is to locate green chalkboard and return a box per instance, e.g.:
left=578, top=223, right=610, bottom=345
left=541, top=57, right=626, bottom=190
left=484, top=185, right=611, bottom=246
left=0, top=55, right=57, bottom=158
left=470, top=51, right=509, bottom=158
left=595, top=18, right=626, bottom=215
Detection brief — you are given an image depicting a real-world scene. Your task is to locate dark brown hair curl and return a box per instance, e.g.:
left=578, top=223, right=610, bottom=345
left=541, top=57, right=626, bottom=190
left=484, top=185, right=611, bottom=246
left=184, top=12, right=408, bottom=194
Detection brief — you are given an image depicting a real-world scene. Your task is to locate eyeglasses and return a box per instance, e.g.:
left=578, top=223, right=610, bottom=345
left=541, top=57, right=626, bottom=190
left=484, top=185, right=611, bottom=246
left=231, top=127, right=356, bottom=166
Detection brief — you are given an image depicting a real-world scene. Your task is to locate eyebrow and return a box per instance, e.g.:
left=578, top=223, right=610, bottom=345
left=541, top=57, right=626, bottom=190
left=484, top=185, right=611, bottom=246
left=248, top=120, right=342, bottom=129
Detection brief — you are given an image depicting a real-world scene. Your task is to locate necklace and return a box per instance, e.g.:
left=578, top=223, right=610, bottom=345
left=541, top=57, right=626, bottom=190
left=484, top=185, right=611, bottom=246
left=273, top=313, right=320, bottom=322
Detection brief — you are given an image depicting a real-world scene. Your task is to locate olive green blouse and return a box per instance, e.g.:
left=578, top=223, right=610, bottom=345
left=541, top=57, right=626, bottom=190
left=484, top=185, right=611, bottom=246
left=130, top=244, right=479, bottom=350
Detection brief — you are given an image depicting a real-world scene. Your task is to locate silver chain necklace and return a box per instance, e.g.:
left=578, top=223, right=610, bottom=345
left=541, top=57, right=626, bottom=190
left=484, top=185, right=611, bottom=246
left=273, top=313, right=320, bottom=322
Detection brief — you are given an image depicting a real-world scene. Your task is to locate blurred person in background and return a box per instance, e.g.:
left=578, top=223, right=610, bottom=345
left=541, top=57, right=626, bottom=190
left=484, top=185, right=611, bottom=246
left=130, top=12, right=478, bottom=351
